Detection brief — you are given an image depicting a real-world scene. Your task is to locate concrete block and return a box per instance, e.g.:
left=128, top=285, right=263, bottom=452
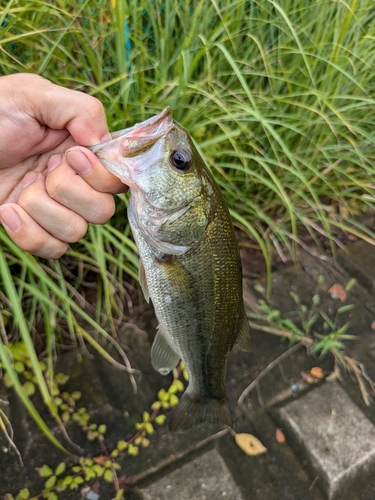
left=337, top=240, right=375, bottom=294
left=297, top=248, right=375, bottom=330
left=275, top=380, right=375, bottom=499
left=138, top=448, right=245, bottom=500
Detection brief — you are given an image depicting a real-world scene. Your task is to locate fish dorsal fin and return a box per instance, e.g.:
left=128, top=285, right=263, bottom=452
left=151, top=327, right=180, bottom=375
left=234, top=312, right=252, bottom=351
left=138, top=258, right=150, bottom=303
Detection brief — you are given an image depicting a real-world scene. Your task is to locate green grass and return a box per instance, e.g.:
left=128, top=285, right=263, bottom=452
left=1, top=0, right=375, bottom=445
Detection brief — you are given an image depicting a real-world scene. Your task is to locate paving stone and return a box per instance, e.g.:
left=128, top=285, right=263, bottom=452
left=337, top=240, right=375, bottom=294
left=137, top=448, right=245, bottom=500
left=258, top=252, right=373, bottom=337
left=275, top=380, right=375, bottom=499
left=297, top=247, right=375, bottom=325
left=217, top=423, right=324, bottom=500
left=333, top=328, right=375, bottom=427
left=95, top=322, right=168, bottom=416
left=54, top=350, right=110, bottom=411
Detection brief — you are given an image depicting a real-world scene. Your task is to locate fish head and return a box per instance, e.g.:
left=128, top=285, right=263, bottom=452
left=91, top=107, right=211, bottom=215
left=90, top=108, right=213, bottom=253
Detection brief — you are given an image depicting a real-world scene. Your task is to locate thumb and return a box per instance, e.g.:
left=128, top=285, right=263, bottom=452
left=11, top=74, right=112, bottom=145
left=64, top=96, right=112, bottom=145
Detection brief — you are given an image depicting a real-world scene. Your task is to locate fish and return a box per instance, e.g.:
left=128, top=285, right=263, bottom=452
left=90, top=107, right=252, bottom=431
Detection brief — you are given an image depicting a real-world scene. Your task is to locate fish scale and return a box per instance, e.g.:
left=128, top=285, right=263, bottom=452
left=90, top=107, right=252, bottom=431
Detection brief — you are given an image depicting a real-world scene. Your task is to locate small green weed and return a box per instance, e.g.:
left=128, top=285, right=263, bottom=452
left=246, top=277, right=375, bottom=405
left=2, top=361, right=186, bottom=499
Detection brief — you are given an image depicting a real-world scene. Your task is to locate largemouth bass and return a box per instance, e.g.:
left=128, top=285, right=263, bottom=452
left=90, top=108, right=252, bottom=431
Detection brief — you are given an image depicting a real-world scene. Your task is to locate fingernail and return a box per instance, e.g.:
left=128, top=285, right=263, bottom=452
left=0, top=205, right=22, bottom=232
left=66, top=149, right=92, bottom=175
left=48, top=153, right=62, bottom=172
left=22, top=171, right=38, bottom=189
left=100, top=133, right=112, bottom=143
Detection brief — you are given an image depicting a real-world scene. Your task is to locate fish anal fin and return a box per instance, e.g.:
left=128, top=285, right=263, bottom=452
left=234, top=312, right=252, bottom=352
left=138, top=258, right=150, bottom=303
left=169, top=392, right=232, bottom=432
left=151, top=328, right=180, bottom=375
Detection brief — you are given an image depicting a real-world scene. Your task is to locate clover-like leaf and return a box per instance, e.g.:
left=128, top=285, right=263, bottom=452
left=39, top=465, right=53, bottom=478
left=55, top=462, right=66, bottom=476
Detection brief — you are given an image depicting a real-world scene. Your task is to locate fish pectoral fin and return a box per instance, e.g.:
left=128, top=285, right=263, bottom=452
left=136, top=210, right=190, bottom=256
left=234, top=312, right=252, bottom=352
left=144, top=230, right=190, bottom=256
left=138, top=258, right=150, bottom=303
left=159, top=258, right=196, bottom=299
left=151, top=328, right=180, bottom=375
left=169, top=392, right=232, bottom=432
left=156, top=240, right=190, bottom=256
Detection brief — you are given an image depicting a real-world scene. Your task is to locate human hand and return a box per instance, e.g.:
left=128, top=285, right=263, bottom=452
left=0, top=73, right=126, bottom=258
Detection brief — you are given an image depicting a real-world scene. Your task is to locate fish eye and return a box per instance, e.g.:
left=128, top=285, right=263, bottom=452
left=169, top=149, right=192, bottom=172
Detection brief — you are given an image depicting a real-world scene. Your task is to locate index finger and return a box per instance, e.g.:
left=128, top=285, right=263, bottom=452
left=10, top=74, right=112, bottom=145
left=64, top=147, right=127, bottom=194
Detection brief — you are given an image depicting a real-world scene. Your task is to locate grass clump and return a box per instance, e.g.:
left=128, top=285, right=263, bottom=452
left=0, top=0, right=375, bottom=444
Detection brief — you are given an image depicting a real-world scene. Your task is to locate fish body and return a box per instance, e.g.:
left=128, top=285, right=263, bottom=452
left=91, top=108, right=252, bottom=431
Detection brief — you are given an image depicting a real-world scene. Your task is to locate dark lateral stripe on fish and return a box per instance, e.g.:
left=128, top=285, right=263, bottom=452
left=169, top=393, right=232, bottom=432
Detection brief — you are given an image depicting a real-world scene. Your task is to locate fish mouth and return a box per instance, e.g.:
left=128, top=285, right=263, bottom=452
left=87, top=107, right=175, bottom=186
left=89, top=107, right=174, bottom=157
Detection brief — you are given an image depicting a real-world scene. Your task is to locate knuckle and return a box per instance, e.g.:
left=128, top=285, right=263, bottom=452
left=46, top=175, right=70, bottom=203
left=87, top=197, right=115, bottom=224
left=18, top=187, right=39, bottom=213
left=17, top=233, right=67, bottom=259
left=87, top=96, right=105, bottom=117
left=46, top=245, right=68, bottom=260
left=38, top=244, right=68, bottom=260
left=60, top=218, right=87, bottom=243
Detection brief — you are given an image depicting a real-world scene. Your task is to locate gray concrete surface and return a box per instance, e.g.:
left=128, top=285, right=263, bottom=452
left=276, top=380, right=375, bottom=499
left=138, top=448, right=245, bottom=500
left=1, top=238, right=375, bottom=499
